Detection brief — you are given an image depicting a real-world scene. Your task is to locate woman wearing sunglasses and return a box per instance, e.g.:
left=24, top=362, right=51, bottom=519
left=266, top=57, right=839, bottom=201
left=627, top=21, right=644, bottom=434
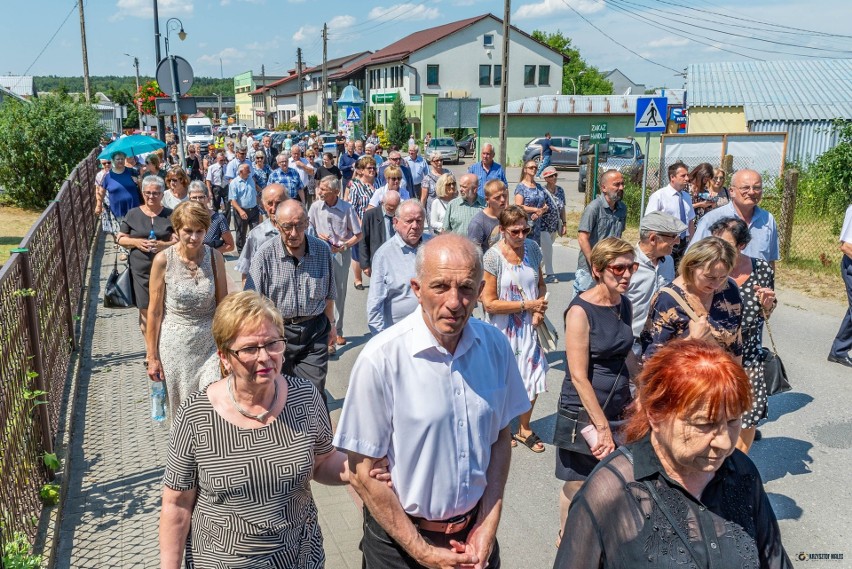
left=514, top=159, right=549, bottom=244
left=556, top=237, right=637, bottom=545
left=482, top=205, right=549, bottom=453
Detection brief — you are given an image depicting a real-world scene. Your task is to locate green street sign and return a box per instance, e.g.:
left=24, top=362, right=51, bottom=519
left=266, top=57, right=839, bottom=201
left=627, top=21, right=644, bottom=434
left=371, top=93, right=398, bottom=104
left=590, top=121, right=608, bottom=145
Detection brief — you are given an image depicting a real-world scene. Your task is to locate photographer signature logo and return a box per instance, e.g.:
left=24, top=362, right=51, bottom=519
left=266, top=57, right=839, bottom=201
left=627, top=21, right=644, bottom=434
left=797, top=552, right=844, bottom=561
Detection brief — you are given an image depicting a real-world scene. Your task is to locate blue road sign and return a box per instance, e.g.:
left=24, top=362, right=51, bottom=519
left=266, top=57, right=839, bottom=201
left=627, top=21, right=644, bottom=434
left=345, top=106, right=361, bottom=122
left=635, top=97, right=667, bottom=133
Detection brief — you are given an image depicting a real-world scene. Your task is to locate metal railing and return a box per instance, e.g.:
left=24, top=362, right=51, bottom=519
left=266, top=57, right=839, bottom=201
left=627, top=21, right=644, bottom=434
left=0, top=148, right=99, bottom=543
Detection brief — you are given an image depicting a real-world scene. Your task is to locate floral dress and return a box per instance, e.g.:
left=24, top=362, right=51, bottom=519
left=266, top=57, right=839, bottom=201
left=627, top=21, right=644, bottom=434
left=740, top=259, right=774, bottom=427
left=514, top=182, right=548, bottom=243
left=640, top=279, right=743, bottom=361
left=540, top=185, right=566, bottom=234
left=483, top=241, right=548, bottom=400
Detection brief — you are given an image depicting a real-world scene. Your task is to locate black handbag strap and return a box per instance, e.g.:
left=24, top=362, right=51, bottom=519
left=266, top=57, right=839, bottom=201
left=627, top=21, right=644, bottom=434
left=641, top=478, right=708, bottom=569
left=599, top=362, right=626, bottom=415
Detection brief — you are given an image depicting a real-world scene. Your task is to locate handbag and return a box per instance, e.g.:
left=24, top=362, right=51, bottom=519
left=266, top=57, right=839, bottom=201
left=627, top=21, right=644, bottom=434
left=508, top=265, right=558, bottom=353
left=104, top=253, right=135, bottom=308
left=761, top=315, right=791, bottom=396
left=553, top=364, right=626, bottom=455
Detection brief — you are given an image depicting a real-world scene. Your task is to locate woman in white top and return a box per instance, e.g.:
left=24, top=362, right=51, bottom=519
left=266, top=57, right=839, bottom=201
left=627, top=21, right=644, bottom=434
left=428, top=173, right=457, bottom=234
left=163, top=167, right=190, bottom=209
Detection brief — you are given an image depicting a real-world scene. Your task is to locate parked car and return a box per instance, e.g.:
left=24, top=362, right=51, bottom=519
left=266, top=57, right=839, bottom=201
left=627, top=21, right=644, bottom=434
left=577, top=138, right=645, bottom=192
left=522, top=136, right=580, bottom=169
left=426, top=137, right=460, bottom=164
left=227, top=124, right=247, bottom=137
left=321, top=134, right=338, bottom=157
left=216, top=125, right=228, bottom=135
left=457, top=133, right=476, bottom=158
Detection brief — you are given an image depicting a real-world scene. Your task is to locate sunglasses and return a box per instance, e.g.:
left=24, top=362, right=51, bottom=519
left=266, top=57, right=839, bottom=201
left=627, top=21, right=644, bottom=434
left=506, top=227, right=532, bottom=237
left=387, top=177, right=402, bottom=181
left=364, top=167, right=377, bottom=171
left=606, top=262, right=639, bottom=276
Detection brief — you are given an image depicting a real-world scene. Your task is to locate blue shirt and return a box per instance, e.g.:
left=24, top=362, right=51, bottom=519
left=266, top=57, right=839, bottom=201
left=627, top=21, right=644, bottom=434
left=228, top=176, right=257, bottom=209
left=690, top=202, right=779, bottom=262
left=224, top=157, right=250, bottom=183
left=405, top=156, right=428, bottom=185
left=540, top=138, right=553, bottom=158
left=468, top=160, right=508, bottom=199
left=268, top=167, right=303, bottom=199
left=252, top=164, right=272, bottom=189
left=338, top=151, right=359, bottom=179
left=101, top=168, right=140, bottom=218
left=366, top=233, right=432, bottom=334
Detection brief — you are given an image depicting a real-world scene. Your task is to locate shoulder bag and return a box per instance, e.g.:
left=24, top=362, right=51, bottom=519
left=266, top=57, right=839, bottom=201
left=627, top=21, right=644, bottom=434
left=761, top=314, right=791, bottom=396
left=104, top=252, right=135, bottom=308
left=658, top=286, right=702, bottom=321
left=552, top=363, right=626, bottom=455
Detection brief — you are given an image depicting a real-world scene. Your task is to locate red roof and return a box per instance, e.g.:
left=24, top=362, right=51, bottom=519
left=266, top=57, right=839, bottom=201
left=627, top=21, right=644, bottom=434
left=251, top=51, right=373, bottom=94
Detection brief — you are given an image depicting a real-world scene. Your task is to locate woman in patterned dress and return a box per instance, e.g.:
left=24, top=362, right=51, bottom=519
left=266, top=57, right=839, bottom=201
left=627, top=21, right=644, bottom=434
left=345, top=155, right=378, bottom=289
left=514, top=160, right=549, bottom=244
left=482, top=205, right=549, bottom=453
left=710, top=217, right=776, bottom=453
left=539, top=166, right=567, bottom=282
left=145, top=201, right=227, bottom=419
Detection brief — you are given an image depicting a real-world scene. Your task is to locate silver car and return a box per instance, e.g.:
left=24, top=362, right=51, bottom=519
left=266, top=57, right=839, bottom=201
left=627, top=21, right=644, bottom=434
left=425, top=138, right=460, bottom=164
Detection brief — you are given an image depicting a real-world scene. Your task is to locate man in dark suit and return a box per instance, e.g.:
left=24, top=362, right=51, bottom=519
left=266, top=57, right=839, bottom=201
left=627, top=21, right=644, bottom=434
left=261, top=135, right=278, bottom=165
left=359, top=190, right=401, bottom=277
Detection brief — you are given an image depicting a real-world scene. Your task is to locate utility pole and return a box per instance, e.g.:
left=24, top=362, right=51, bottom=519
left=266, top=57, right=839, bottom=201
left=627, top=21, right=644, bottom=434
left=152, top=0, right=166, bottom=141
left=497, top=0, right=511, bottom=166
left=297, top=48, right=305, bottom=131
left=322, top=24, right=328, bottom=130
left=261, top=64, right=266, bottom=128
left=132, top=57, right=143, bottom=132
left=78, top=0, right=91, bottom=102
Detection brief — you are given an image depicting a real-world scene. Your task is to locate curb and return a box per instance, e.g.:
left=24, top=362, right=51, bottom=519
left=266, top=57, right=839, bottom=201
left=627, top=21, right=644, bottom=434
left=36, top=232, right=103, bottom=568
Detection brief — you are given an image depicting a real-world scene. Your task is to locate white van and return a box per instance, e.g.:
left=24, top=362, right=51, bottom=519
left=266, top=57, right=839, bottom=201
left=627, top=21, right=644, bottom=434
left=185, top=117, right=214, bottom=154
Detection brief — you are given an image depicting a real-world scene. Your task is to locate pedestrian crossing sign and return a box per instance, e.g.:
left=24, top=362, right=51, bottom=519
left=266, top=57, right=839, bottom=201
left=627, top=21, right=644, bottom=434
left=345, top=106, right=361, bottom=122
left=635, top=97, right=667, bottom=133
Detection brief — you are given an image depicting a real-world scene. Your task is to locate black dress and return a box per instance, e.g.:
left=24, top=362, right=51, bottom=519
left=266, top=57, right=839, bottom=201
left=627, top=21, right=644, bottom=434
left=120, top=206, right=174, bottom=309
left=556, top=295, right=633, bottom=481
left=740, top=258, right=775, bottom=427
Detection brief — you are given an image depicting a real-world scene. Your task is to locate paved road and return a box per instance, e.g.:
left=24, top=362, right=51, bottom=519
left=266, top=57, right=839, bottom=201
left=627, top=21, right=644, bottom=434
left=57, top=162, right=851, bottom=566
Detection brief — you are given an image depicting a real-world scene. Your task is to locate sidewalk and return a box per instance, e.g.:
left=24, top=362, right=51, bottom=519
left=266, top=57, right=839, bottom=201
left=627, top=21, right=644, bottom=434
left=55, top=234, right=364, bottom=568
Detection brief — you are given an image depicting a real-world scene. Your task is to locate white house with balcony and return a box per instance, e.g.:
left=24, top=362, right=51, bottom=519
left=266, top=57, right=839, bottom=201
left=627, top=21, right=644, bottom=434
left=331, top=14, right=566, bottom=137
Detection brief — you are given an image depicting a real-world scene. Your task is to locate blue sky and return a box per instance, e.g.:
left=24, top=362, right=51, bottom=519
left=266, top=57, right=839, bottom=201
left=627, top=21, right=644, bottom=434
left=2, top=0, right=851, bottom=89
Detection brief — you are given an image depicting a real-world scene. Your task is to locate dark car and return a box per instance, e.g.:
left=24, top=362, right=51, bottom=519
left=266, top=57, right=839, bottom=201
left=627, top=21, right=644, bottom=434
left=577, top=138, right=645, bottom=192
left=457, top=133, right=477, bottom=158
left=522, top=136, right=580, bottom=168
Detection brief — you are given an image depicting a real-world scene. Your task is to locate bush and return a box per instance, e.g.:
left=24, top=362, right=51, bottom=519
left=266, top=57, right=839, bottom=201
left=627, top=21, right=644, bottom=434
left=798, top=119, right=852, bottom=218
left=307, top=114, right=319, bottom=131
left=0, top=95, right=103, bottom=209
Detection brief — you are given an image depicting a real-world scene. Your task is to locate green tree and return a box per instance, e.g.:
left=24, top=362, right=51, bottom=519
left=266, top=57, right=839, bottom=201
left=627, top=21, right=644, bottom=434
left=532, top=30, right=612, bottom=95
left=386, top=94, right=409, bottom=150
left=808, top=119, right=852, bottom=218
left=307, top=114, right=319, bottom=131
left=0, top=95, right=103, bottom=209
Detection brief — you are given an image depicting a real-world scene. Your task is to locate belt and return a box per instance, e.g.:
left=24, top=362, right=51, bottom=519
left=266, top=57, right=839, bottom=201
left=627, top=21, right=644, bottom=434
left=409, top=507, right=477, bottom=535
left=283, top=314, right=318, bottom=326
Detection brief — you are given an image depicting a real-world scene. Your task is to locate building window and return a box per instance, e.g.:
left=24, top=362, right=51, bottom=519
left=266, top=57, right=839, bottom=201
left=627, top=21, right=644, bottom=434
left=479, top=65, right=491, bottom=86
left=494, top=64, right=502, bottom=86
left=427, top=64, right=439, bottom=86
left=524, top=65, right=536, bottom=86
left=483, top=34, right=494, bottom=48
left=538, top=65, right=550, bottom=86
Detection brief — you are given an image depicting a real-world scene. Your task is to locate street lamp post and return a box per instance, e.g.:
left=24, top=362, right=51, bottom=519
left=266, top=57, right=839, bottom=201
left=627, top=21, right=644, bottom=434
left=165, top=17, right=188, bottom=168
left=212, top=93, right=222, bottom=121
left=124, top=53, right=144, bottom=132
left=152, top=0, right=166, bottom=142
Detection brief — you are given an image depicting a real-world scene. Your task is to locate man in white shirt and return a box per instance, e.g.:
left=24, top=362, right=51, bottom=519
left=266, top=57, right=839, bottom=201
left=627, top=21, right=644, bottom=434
left=289, top=145, right=315, bottom=189
left=829, top=204, right=852, bottom=367
left=645, top=161, right=694, bottom=267
left=404, top=146, right=428, bottom=204
left=335, top=233, right=529, bottom=569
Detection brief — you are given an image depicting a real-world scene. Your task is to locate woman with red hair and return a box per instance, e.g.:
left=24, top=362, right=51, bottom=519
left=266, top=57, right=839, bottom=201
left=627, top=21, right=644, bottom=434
left=554, top=339, right=792, bottom=569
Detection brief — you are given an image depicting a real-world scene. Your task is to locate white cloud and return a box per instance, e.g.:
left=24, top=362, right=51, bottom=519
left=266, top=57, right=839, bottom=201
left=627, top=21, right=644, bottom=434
left=367, top=4, right=440, bottom=21
left=329, top=15, right=356, bottom=30
left=111, top=0, right=193, bottom=20
left=647, top=37, right=689, bottom=48
left=513, top=0, right=603, bottom=20
left=293, top=25, right=318, bottom=43
left=199, top=47, right=247, bottom=67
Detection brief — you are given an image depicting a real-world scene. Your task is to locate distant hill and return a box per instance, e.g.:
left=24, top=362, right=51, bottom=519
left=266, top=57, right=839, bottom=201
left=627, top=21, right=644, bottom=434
left=34, top=75, right=234, bottom=97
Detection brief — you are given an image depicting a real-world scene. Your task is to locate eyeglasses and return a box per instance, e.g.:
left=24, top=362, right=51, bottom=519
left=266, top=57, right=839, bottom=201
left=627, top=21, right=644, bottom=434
left=736, top=185, right=763, bottom=193
left=168, top=179, right=179, bottom=184
left=143, top=191, right=163, bottom=197
left=100, top=161, right=111, bottom=166
left=606, top=262, right=639, bottom=276
left=228, top=338, right=286, bottom=361
left=390, top=157, right=401, bottom=161
left=525, top=166, right=537, bottom=170
left=506, top=227, right=532, bottom=237
left=387, top=177, right=402, bottom=181
left=275, top=221, right=306, bottom=233
left=189, top=195, right=207, bottom=201
left=713, top=176, right=725, bottom=181
left=364, top=167, right=377, bottom=171
left=433, top=159, right=443, bottom=163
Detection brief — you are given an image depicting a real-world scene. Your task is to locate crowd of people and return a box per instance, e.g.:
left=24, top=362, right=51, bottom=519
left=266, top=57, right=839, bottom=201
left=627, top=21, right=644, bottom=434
left=94, top=133, right=797, bottom=568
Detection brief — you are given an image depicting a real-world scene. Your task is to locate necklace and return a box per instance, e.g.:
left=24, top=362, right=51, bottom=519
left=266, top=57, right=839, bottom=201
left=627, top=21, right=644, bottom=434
left=227, top=375, right=278, bottom=422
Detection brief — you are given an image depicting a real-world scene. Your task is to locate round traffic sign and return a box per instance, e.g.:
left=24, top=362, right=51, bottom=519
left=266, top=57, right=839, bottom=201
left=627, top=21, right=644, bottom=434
left=156, top=56, right=194, bottom=96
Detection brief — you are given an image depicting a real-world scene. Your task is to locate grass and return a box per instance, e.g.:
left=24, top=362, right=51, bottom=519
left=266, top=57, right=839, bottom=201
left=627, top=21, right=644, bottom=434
left=0, top=206, right=42, bottom=265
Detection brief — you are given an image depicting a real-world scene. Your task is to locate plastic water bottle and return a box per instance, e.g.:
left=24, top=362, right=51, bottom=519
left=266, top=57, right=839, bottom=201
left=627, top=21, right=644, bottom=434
left=151, top=381, right=166, bottom=422
left=148, top=227, right=157, bottom=241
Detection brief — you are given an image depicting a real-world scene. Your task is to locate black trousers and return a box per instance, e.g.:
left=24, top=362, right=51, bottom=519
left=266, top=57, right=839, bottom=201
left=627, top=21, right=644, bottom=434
left=360, top=508, right=500, bottom=569
left=831, top=255, right=852, bottom=357
left=211, top=185, right=231, bottom=227
left=233, top=206, right=260, bottom=253
left=282, top=313, right=330, bottom=406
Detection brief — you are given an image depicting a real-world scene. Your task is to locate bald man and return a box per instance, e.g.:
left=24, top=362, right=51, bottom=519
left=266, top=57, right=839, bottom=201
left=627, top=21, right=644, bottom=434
left=336, top=234, right=529, bottom=569
left=468, top=142, right=507, bottom=199
left=442, top=173, right=485, bottom=235
left=235, top=183, right=288, bottom=280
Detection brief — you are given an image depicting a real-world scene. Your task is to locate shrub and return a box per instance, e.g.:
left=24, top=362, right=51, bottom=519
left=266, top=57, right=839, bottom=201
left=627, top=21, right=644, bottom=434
left=386, top=95, right=409, bottom=150
left=0, top=95, right=104, bottom=209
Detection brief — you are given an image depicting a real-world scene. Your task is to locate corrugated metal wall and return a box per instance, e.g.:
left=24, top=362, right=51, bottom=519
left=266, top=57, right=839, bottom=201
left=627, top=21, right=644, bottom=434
left=749, top=120, right=841, bottom=165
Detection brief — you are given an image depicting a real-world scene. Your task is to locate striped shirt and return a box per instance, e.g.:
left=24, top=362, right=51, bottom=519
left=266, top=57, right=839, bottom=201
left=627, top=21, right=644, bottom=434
left=244, top=234, right=336, bottom=319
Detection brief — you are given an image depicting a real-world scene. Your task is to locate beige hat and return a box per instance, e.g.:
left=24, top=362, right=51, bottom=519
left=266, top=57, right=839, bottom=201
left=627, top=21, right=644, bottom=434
left=541, top=166, right=558, bottom=178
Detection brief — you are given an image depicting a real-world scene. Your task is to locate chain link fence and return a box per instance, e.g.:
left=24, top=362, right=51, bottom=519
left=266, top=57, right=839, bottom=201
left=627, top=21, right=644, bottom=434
left=0, top=148, right=99, bottom=544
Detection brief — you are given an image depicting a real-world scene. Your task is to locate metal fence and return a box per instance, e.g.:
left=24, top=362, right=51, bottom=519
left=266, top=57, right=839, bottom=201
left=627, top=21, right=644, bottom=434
left=0, top=148, right=99, bottom=544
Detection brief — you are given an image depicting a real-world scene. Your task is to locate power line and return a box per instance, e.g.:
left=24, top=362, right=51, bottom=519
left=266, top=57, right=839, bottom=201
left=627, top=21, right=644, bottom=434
left=556, top=0, right=683, bottom=74
left=11, top=1, right=79, bottom=93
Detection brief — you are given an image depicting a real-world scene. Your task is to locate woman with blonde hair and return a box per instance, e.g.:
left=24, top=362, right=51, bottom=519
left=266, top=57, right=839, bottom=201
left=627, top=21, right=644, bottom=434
left=146, top=200, right=227, bottom=419
left=428, top=173, right=457, bottom=233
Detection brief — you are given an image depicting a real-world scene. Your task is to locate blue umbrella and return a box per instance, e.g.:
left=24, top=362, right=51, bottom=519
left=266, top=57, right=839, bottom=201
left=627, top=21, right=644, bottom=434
left=99, top=135, right=166, bottom=160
